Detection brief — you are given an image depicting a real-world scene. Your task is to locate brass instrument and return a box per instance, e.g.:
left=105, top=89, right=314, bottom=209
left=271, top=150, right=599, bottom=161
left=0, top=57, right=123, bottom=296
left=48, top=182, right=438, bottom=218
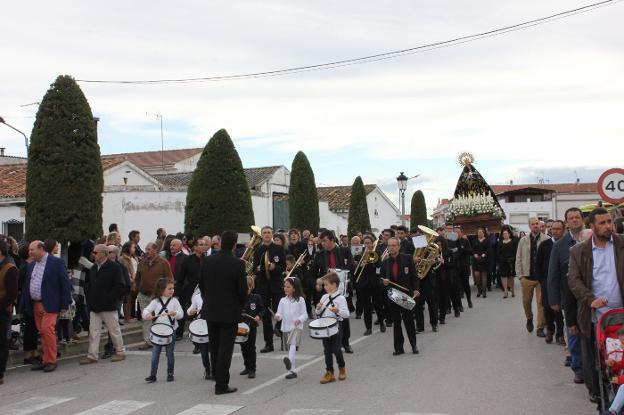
left=380, top=247, right=389, bottom=262
left=263, top=249, right=271, bottom=280
left=414, top=225, right=441, bottom=279
left=284, top=251, right=307, bottom=281
left=355, top=240, right=379, bottom=283
left=241, top=225, right=262, bottom=276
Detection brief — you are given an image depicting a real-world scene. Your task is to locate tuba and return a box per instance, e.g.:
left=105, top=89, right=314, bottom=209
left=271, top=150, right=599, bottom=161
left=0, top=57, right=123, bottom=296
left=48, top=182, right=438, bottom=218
left=414, top=225, right=441, bottom=279
left=241, top=225, right=262, bottom=275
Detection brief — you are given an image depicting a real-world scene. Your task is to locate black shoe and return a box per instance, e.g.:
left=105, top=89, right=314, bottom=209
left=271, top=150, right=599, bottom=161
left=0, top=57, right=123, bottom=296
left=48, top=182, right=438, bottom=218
left=482, top=293, right=487, bottom=298
left=285, top=372, right=298, bottom=379
left=439, top=320, right=446, bottom=325
left=564, top=356, right=572, bottom=367
left=24, top=356, right=41, bottom=365
left=205, top=370, right=214, bottom=380
left=363, top=329, right=372, bottom=336
left=355, top=315, right=362, bottom=319
left=380, top=322, right=386, bottom=333
left=167, top=374, right=174, bottom=382
left=468, top=300, right=473, bottom=308
left=215, top=387, right=237, bottom=395
left=536, top=328, right=546, bottom=338
left=43, top=363, right=57, bottom=373
left=416, top=328, right=424, bottom=334
left=454, top=310, right=461, bottom=318
left=101, top=351, right=113, bottom=360
left=145, top=375, right=156, bottom=383
left=31, top=362, right=46, bottom=371
left=446, top=308, right=451, bottom=315
left=477, top=292, right=481, bottom=298
left=432, top=325, right=438, bottom=332
left=283, top=357, right=292, bottom=371
left=459, top=305, right=464, bottom=312
left=526, top=319, right=534, bottom=333
left=248, top=370, right=256, bottom=379
left=374, top=319, right=380, bottom=325
left=176, top=334, right=183, bottom=341
left=344, top=346, right=354, bottom=354
left=260, top=345, right=274, bottom=353
left=193, top=345, right=200, bottom=355
left=385, top=321, right=393, bottom=327
left=393, top=350, right=405, bottom=356
left=412, top=347, right=419, bottom=354
left=240, top=368, right=250, bottom=376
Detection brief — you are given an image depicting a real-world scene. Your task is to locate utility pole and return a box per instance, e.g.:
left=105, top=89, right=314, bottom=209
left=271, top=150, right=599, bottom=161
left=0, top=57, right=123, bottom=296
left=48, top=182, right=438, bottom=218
left=146, top=112, right=164, bottom=171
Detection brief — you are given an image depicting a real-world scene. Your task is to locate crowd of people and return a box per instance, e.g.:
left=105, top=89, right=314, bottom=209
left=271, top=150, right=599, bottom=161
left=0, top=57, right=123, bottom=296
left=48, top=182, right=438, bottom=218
left=0, top=208, right=623, bottom=412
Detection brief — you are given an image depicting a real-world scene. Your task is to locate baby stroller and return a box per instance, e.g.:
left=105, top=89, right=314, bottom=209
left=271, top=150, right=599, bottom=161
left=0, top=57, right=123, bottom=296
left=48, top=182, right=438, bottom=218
left=595, top=308, right=624, bottom=412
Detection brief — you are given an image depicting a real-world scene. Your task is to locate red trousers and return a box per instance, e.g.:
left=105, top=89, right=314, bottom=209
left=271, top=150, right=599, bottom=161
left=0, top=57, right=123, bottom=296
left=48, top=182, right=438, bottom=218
left=33, top=301, right=58, bottom=364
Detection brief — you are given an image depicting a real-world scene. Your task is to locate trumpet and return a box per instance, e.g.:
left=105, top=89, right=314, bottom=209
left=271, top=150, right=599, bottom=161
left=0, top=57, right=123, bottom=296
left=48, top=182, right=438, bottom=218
left=355, top=240, right=379, bottom=283
left=241, top=225, right=262, bottom=276
left=414, top=225, right=441, bottom=279
left=284, top=251, right=307, bottom=281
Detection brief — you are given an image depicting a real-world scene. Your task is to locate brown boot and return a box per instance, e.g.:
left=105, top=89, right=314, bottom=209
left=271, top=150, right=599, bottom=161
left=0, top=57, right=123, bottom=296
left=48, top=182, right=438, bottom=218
left=111, top=353, right=126, bottom=362
left=338, top=367, right=346, bottom=381
left=320, top=371, right=335, bottom=384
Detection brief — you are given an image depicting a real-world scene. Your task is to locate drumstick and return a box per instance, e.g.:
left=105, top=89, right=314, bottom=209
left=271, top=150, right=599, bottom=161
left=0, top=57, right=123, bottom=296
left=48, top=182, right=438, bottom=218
left=385, top=279, right=418, bottom=298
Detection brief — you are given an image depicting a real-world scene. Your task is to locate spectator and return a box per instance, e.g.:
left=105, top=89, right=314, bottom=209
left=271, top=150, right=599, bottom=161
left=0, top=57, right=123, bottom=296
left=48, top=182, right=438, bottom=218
left=175, top=238, right=207, bottom=349
left=21, top=241, right=72, bottom=372
left=167, top=239, right=187, bottom=339
left=155, top=228, right=167, bottom=252
left=106, top=232, right=121, bottom=247
left=472, top=227, right=489, bottom=298
left=0, top=240, right=19, bottom=385
left=497, top=227, right=517, bottom=299
left=211, top=235, right=222, bottom=253
left=120, top=242, right=138, bottom=323
left=108, top=223, right=119, bottom=234
left=16, top=244, right=39, bottom=365
left=128, top=230, right=144, bottom=259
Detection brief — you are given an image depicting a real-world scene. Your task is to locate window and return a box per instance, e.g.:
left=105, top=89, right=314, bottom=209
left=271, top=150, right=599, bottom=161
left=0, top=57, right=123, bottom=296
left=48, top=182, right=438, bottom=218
left=3, top=219, right=24, bottom=241
left=374, top=209, right=379, bottom=217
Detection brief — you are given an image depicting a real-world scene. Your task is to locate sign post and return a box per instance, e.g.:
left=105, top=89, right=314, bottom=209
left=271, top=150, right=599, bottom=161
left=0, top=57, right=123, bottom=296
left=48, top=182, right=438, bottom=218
left=597, top=168, right=624, bottom=204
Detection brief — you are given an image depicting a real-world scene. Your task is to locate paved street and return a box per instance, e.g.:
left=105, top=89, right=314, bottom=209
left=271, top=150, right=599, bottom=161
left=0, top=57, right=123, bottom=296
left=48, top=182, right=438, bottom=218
left=2, top=290, right=595, bottom=415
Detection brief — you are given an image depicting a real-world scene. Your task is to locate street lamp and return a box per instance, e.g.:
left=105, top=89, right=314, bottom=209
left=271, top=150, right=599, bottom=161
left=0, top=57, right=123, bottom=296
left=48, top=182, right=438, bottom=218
left=146, top=112, right=164, bottom=171
left=0, top=116, right=29, bottom=155
left=397, top=172, right=408, bottom=225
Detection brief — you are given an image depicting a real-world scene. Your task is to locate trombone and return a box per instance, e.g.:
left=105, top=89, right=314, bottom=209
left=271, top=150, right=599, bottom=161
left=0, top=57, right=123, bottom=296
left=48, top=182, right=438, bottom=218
left=284, top=251, right=307, bottom=281
left=354, top=240, right=379, bottom=283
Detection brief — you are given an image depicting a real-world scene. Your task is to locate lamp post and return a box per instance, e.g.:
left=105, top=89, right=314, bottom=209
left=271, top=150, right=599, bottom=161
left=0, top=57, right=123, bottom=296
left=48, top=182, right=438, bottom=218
left=397, top=172, right=408, bottom=225
left=146, top=112, right=164, bottom=171
left=0, top=116, right=29, bottom=155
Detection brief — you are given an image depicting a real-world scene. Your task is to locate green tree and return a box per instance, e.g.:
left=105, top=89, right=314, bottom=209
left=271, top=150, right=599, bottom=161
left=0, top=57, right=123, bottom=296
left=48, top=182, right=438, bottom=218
left=347, top=176, right=371, bottom=237
left=26, top=75, right=103, bottom=243
left=410, top=190, right=428, bottom=229
left=184, top=129, right=254, bottom=236
left=288, top=151, right=319, bottom=233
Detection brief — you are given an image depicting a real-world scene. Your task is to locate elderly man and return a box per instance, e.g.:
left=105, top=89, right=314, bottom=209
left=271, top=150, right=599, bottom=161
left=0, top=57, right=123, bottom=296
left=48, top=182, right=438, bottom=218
left=80, top=245, right=127, bottom=365
left=211, top=235, right=222, bottom=253
left=516, top=217, right=549, bottom=336
left=569, top=208, right=624, bottom=404
left=0, top=240, right=19, bottom=384
left=135, top=242, right=173, bottom=349
left=20, top=241, right=71, bottom=372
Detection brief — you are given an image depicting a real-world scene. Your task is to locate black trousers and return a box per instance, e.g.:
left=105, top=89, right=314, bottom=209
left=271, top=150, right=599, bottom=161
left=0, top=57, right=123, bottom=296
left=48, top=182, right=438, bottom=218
left=437, top=274, right=450, bottom=322
left=22, top=312, right=38, bottom=352
left=322, top=330, right=345, bottom=372
left=379, top=286, right=392, bottom=324
left=175, top=297, right=191, bottom=339
left=540, top=280, right=564, bottom=337
left=359, top=284, right=383, bottom=330
left=240, top=326, right=257, bottom=371
left=0, top=309, right=10, bottom=378
left=355, top=284, right=364, bottom=317
left=459, top=272, right=472, bottom=304
left=207, top=321, right=237, bottom=392
left=341, top=318, right=351, bottom=348
left=390, top=302, right=416, bottom=352
left=580, top=328, right=600, bottom=397
left=259, top=288, right=282, bottom=348
left=415, top=275, right=438, bottom=330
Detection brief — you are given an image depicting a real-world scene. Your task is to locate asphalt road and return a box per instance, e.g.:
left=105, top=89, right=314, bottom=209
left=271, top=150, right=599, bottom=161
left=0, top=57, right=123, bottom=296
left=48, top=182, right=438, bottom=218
left=1, top=288, right=596, bottom=415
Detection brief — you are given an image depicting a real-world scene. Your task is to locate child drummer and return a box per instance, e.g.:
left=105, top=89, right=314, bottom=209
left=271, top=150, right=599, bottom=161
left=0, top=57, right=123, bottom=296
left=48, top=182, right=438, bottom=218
left=239, top=276, right=264, bottom=379
left=187, top=286, right=212, bottom=380
left=316, top=272, right=350, bottom=384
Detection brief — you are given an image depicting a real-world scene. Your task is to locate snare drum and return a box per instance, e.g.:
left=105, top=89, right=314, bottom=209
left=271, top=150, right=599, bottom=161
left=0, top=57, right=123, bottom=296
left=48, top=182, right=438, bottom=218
left=149, top=323, right=174, bottom=346
left=387, top=288, right=416, bottom=311
left=308, top=317, right=339, bottom=339
left=235, top=322, right=250, bottom=344
left=188, top=319, right=209, bottom=344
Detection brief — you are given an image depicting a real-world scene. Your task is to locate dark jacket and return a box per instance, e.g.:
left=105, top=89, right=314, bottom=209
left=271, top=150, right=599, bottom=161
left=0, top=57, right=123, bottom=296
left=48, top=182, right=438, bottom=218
left=175, top=253, right=203, bottom=303
left=252, top=243, right=286, bottom=291
left=168, top=252, right=187, bottom=281
left=471, top=238, right=489, bottom=272
left=200, top=250, right=248, bottom=324
left=20, top=255, right=72, bottom=314
left=547, top=233, right=579, bottom=327
left=536, top=238, right=553, bottom=282
left=287, top=241, right=307, bottom=259
left=381, top=253, right=419, bottom=294
left=355, top=262, right=380, bottom=288
left=456, top=237, right=473, bottom=277
left=399, top=238, right=415, bottom=256
left=311, top=245, right=355, bottom=279
left=568, top=234, right=624, bottom=337
left=85, top=260, right=127, bottom=313
left=242, top=293, right=265, bottom=327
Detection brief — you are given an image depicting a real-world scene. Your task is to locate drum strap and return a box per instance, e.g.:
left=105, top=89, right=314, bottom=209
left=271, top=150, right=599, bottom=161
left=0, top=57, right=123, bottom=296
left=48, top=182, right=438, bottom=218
left=155, top=297, right=175, bottom=326
left=318, top=293, right=341, bottom=319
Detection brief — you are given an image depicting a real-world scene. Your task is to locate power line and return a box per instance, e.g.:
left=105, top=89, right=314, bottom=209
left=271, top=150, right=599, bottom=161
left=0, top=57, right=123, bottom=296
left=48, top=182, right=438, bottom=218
left=77, top=0, right=621, bottom=85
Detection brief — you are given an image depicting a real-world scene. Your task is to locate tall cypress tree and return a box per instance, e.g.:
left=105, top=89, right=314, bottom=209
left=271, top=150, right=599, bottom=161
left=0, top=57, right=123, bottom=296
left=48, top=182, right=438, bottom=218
left=410, top=190, right=428, bottom=229
left=26, top=75, right=103, bottom=243
left=288, top=151, right=319, bottom=233
left=184, top=129, right=254, bottom=236
left=347, top=176, right=371, bottom=237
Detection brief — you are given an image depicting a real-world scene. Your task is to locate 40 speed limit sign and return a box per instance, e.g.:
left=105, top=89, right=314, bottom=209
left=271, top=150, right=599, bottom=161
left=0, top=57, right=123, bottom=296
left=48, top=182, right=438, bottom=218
left=597, top=168, right=624, bottom=204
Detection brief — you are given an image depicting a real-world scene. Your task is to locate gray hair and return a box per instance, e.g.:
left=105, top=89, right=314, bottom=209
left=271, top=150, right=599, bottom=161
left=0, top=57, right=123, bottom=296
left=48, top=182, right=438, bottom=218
left=107, top=245, right=120, bottom=255
left=95, top=244, right=109, bottom=255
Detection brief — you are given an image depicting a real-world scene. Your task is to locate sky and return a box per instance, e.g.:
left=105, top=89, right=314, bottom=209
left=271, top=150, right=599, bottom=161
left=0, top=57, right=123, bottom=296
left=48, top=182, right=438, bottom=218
left=1, top=0, right=622, bottom=213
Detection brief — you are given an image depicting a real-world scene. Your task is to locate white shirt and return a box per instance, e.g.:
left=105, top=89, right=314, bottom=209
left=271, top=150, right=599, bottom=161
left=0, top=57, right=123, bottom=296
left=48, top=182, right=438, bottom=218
left=186, top=291, right=203, bottom=315
left=318, top=292, right=350, bottom=320
left=142, top=296, right=184, bottom=329
left=275, top=296, right=307, bottom=332
left=591, top=236, right=622, bottom=317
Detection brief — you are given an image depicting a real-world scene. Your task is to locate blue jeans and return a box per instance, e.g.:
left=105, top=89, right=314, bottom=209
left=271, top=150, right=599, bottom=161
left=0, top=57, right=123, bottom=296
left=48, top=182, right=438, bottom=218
left=610, top=385, right=624, bottom=412
left=567, top=328, right=582, bottom=375
left=150, top=336, right=175, bottom=377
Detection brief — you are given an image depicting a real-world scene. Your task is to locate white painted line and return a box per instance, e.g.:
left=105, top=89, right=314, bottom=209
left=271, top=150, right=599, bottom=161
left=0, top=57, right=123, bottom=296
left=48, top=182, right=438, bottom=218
left=122, top=351, right=316, bottom=360
left=242, top=330, right=379, bottom=395
left=176, top=404, right=244, bottom=415
left=283, top=410, right=343, bottom=415
left=1, top=396, right=75, bottom=415
left=75, top=400, right=152, bottom=415
left=396, top=413, right=450, bottom=415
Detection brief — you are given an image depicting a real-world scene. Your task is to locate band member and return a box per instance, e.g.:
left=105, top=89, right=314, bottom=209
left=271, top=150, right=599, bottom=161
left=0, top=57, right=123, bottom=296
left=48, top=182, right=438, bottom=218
left=434, top=227, right=457, bottom=324
left=376, top=229, right=394, bottom=327
left=356, top=234, right=386, bottom=334
left=396, top=225, right=415, bottom=256
left=381, top=237, right=420, bottom=355
left=311, top=230, right=355, bottom=353
left=455, top=226, right=473, bottom=309
left=284, top=255, right=303, bottom=281
left=287, top=229, right=307, bottom=258
left=253, top=226, right=286, bottom=353
left=414, top=236, right=440, bottom=333
left=239, top=276, right=264, bottom=379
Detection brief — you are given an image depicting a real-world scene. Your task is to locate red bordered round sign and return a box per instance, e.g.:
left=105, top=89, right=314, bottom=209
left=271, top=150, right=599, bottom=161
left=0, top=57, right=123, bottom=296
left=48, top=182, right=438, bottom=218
left=597, top=168, right=624, bottom=204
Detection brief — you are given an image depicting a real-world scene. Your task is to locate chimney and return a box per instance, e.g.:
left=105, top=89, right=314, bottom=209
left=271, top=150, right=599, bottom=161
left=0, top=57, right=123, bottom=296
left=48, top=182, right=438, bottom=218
left=576, top=178, right=580, bottom=184
left=510, top=179, right=513, bottom=185
left=0, top=147, right=5, bottom=156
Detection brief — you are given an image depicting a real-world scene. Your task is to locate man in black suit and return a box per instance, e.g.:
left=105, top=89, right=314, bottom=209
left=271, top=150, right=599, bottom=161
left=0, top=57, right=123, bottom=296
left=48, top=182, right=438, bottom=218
left=253, top=226, right=286, bottom=353
left=200, top=231, right=247, bottom=395
left=311, top=230, right=355, bottom=353
left=381, top=237, right=420, bottom=355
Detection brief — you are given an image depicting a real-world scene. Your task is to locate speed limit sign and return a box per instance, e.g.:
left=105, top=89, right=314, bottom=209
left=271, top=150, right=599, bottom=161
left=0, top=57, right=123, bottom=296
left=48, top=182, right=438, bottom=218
left=597, top=168, right=624, bottom=204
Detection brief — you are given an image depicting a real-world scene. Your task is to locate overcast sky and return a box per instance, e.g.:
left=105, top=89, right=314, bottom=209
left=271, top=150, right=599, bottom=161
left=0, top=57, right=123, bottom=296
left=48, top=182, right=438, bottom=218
left=1, top=0, right=622, bottom=212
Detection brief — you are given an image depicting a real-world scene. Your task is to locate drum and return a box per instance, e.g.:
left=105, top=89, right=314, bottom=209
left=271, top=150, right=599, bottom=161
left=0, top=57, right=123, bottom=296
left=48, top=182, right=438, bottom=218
left=149, top=323, right=174, bottom=346
left=235, top=322, right=250, bottom=344
left=387, top=288, right=416, bottom=310
left=188, top=319, right=209, bottom=344
left=331, top=268, right=350, bottom=297
left=308, top=317, right=339, bottom=339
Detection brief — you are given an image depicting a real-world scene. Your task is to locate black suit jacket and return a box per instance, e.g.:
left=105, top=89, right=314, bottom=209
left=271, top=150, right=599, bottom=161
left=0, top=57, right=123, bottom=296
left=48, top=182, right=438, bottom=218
left=175, top=254, right=203, bottom=303
left=381, top=253, right=419, bottom=294
left=547, top=233, right=579, bottom=327
left=252, top=243, right=286, bottom=289
left=85, top=260, right=126, bottom=313
left=311, top=245, right=355, bottom=279
left=199, top=251, right=248, bottom=323
left=287, top=241, right=308, bottom=259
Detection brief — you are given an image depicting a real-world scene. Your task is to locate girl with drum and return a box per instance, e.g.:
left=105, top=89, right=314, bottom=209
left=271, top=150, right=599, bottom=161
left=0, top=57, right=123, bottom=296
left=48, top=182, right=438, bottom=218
left=275, top=277, right=307, bottom=379
left=316, top=272, right=350, bottom=384
left=187, top=287, right=212, bottom=380
left=142, top=278, right=183, bottom=383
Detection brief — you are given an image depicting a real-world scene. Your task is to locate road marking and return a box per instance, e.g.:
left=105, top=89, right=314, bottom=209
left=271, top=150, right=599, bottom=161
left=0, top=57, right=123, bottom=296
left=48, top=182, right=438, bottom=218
left=396, top=413, right=450, bottom=415
left=75, top=400, right=152, bottom=415
left=242, top=330, right=379, bottom=395
left=123, top=351, right=316, bottom=360
left=176, top=404, right=244, bottom=415
left=0, top=396, right=75, bottom=415
left=283, top=410, right=343, bottom=415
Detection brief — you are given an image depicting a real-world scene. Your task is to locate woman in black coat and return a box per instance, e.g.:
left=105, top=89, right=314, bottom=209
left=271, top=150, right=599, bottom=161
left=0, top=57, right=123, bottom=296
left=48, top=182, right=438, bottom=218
left=497, top=227, right=518, bottom=298
left=471, top=227, right=489, bottom=298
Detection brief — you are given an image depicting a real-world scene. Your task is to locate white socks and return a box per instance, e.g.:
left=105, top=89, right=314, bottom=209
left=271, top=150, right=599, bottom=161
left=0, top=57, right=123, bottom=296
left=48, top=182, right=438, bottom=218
left=288, top=345, right=297, bottom=372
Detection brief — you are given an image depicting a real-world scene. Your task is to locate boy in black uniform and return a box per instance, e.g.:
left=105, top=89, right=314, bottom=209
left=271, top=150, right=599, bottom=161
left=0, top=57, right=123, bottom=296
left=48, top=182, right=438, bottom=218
left=284, top=255, right=303, bottom=280
left=240, top=276, right=264, bottom=379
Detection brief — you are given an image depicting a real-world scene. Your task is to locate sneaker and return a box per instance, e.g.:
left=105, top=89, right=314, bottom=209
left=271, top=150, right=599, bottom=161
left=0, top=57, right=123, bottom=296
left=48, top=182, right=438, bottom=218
left=338, top=367, right=346, bottom=381
left=283, top=357, right=292, bottom=371
left=111, top=353, right=125, bottom=362
left=79, top=357, right=97, bottom=365
left=320, top=371, right=335, bottom=384
left=167, top=374, right=174, bottom=382
left=285, top=372, right=297, bottom=379
left=145, top=375, right=156, bottom=383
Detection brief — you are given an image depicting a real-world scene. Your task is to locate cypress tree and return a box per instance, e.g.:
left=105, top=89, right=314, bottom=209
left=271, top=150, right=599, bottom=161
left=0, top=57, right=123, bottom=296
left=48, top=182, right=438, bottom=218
left=410, top=190, right=428, bottom=229
left=347, top=176, right=371, bottom=237
left=25, top=75, right=103, bottom=243
left=184, top=129, right=254, bottom=236
left=288, top=151, right=319, bottom=233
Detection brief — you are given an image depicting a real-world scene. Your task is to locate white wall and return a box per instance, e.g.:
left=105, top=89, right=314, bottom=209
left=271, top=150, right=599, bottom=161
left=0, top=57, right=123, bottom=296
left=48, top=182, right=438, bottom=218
left=319, top=201, right=348, bottom=235
left=0, top=203, right=25, bottom=237
left=367, top=188, right=401, bottom=233
left=104, top=164, right=157, bottom=187
left=251, top=194, right=270, bottom=227
left=174, top=154, right=202, bottom=173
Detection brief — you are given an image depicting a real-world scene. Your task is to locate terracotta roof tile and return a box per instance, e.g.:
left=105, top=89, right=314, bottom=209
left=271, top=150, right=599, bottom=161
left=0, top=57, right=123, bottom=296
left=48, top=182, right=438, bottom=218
left=105, top=148, right=203, bottom=169
left=317, top=185, right=376, bottom=211
left=491, top=183, right=597, bottom=195
left=0, top=164, right=27, bottom=199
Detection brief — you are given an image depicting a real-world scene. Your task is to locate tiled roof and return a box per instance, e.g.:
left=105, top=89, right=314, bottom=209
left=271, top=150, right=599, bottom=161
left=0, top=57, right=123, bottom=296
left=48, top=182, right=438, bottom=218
left=105, top=148, right=203, bottom=169
left=0, top=164, right=27, bottom=199
left=153, top=166, right=283, bottom=189
left=152, top=172, right=192, bottom=187
left=100, top=156, right=128, bottom=171
left=491, top=183, right=597, bottom=195
left=317, top=184, right=376, bottom=212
